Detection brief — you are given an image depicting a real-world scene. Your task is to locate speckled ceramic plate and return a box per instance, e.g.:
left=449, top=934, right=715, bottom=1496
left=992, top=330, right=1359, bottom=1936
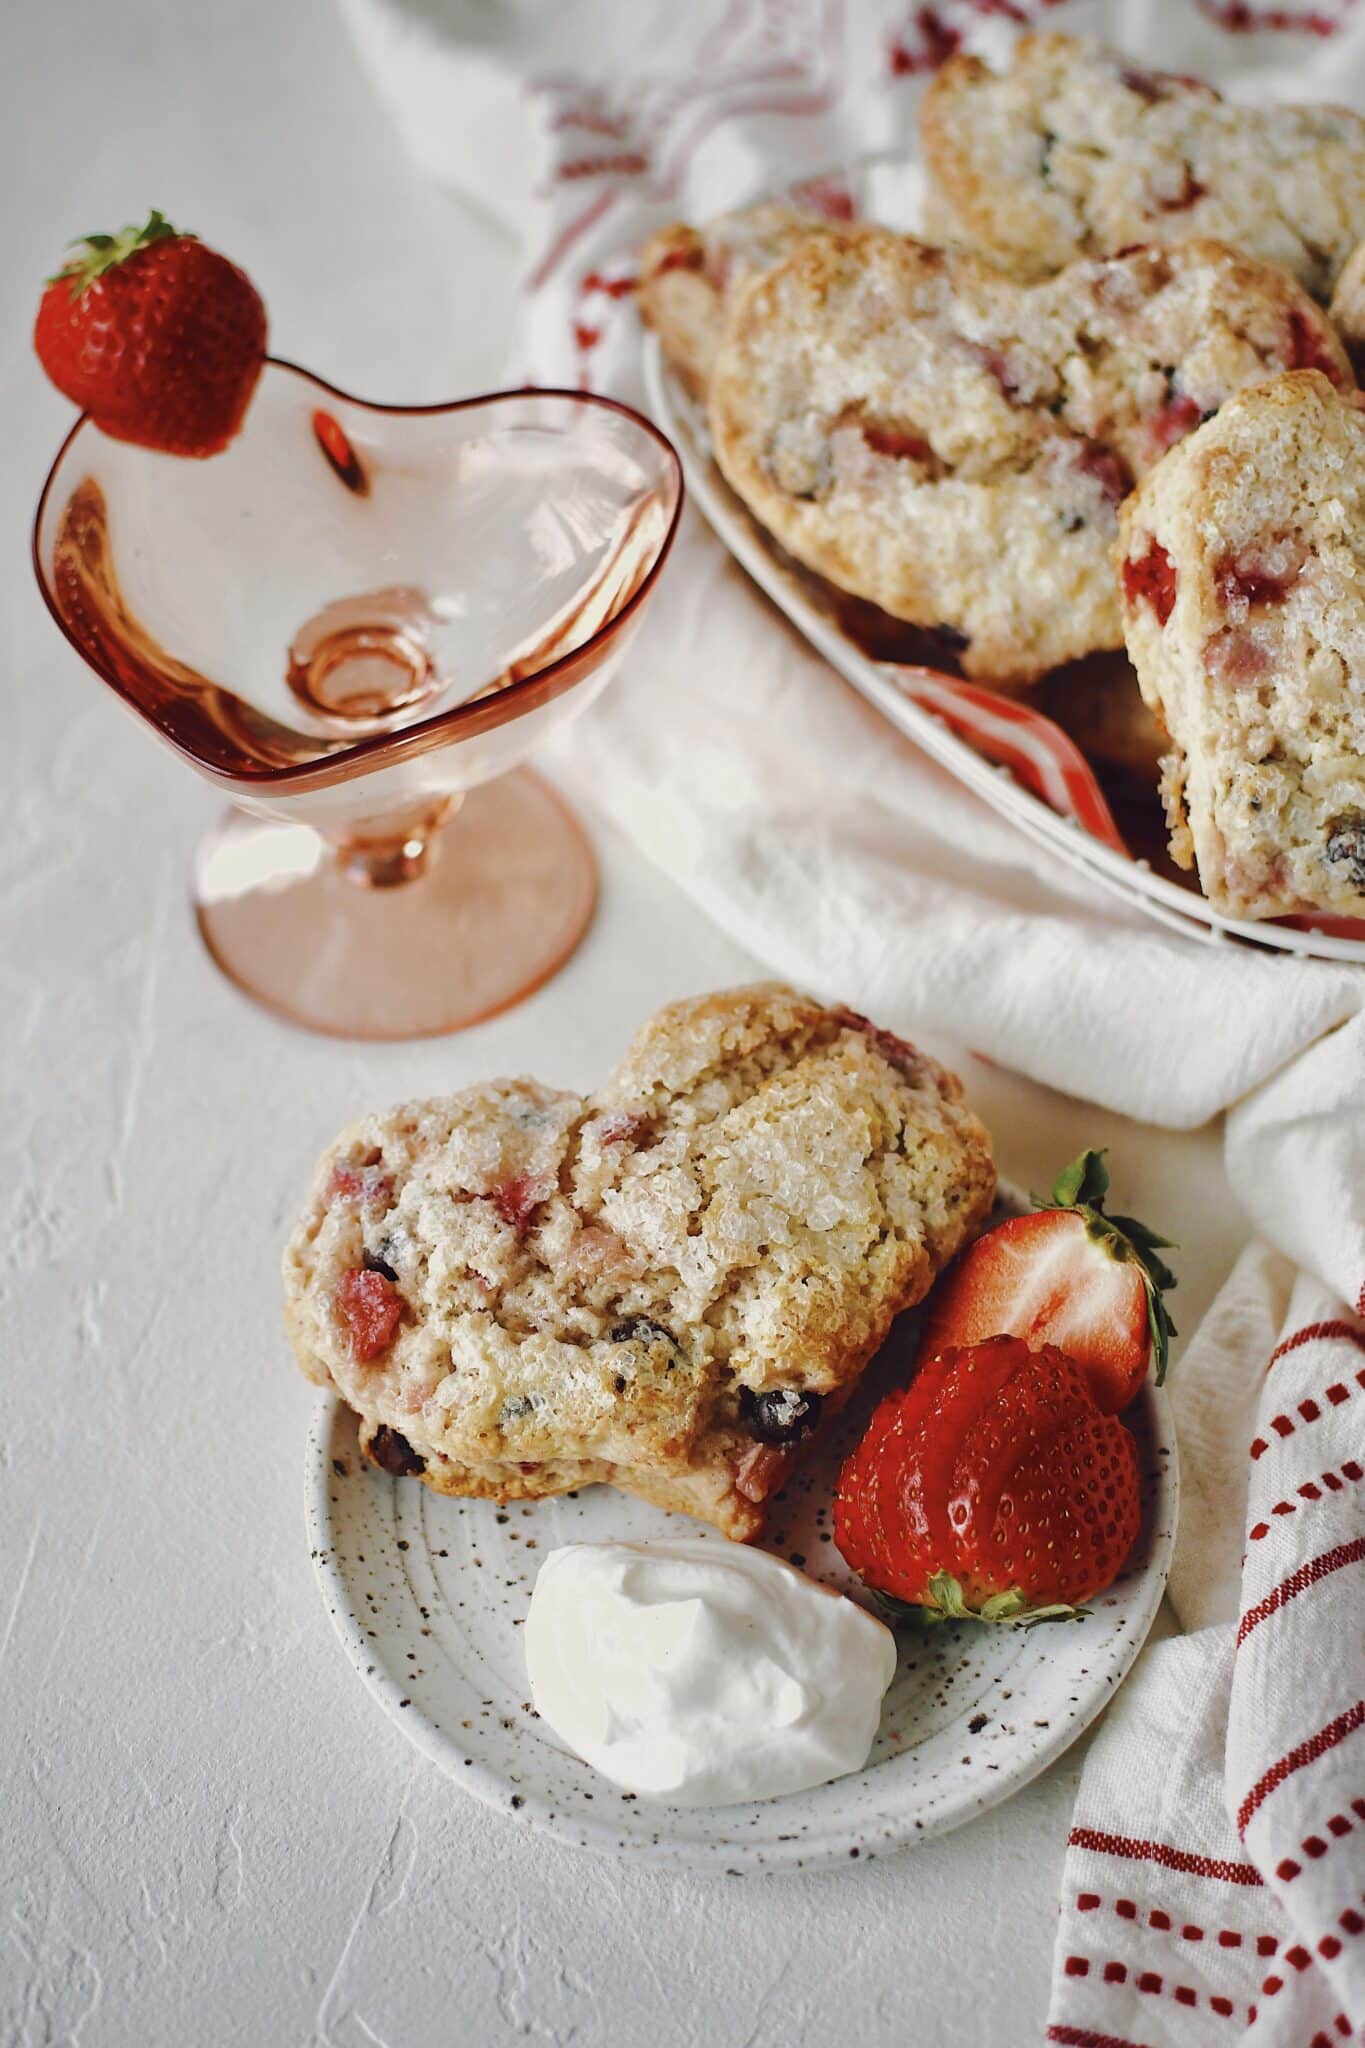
left=305, top=1308, right=1178, bottom=1875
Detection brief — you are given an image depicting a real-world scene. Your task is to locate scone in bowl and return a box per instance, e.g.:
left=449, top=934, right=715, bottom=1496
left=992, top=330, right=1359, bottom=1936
left=641, top=151, right=1365, bottom=965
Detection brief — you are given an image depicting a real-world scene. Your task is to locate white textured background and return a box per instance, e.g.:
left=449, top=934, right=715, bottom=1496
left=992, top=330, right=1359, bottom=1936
left=2, top=2, right=1250, bottom=2041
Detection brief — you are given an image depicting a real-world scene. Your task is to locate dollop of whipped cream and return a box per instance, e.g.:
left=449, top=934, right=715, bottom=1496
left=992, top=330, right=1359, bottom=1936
left=524, top=1540, right=897, bottom=1806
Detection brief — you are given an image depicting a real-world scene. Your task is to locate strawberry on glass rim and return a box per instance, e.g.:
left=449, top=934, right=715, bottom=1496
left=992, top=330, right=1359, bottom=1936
left=34, top=209, right=267, bottom=458
left=917, top=1148, right=1177, bottom=1413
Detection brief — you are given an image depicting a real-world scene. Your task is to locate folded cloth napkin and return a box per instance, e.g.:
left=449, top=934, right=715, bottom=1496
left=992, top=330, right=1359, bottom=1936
left=1053, top=1246, right=1365, bottom=2044
left=342, top=0, right=1365, bottom=2035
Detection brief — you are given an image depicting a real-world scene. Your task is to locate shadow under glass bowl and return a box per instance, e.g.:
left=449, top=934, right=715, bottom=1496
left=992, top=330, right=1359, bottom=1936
left=32, top=361, right=684, bottom=1039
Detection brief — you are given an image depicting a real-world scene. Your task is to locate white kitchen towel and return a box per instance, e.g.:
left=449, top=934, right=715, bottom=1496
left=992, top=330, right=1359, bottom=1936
left=1050, top=1246, right=1365, bottom=2045
left=340, top=1, right=1365, bottom=2038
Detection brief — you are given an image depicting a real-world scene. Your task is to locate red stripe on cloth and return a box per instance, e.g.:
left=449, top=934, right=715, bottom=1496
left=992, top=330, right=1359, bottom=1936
left=884, top=667, right=1128, bottom=849
left=1237, top=1702, right=1365, bottom=1835
left=526, top=189, right=617, bottom=292
left=1194, top=3, right=1345, bottom=33
left=1047, top=2029, right=1153, bottom=2048
left=1237, top=1539, right=1365, bottom=1645
left=557, top=152, right=649, bottom=180
left=1068, top=1829, right=1263, bottom=1885
left=1266, top=1320, right=1365, bottom=1376
left=1249, top=1458, right=1365, bottom=1536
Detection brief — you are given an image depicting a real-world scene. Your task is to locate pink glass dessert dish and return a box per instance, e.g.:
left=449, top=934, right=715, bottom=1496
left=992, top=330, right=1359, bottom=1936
left=33, top=362, right=683, bottom=1037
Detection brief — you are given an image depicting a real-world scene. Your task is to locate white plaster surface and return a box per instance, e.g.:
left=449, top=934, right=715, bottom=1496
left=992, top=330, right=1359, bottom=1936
left=1, top=2, right=1251, bottom=2041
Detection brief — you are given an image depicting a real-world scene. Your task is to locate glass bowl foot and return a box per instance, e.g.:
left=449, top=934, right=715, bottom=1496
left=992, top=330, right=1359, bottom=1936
left=193, top=768, right=597, bottom=1039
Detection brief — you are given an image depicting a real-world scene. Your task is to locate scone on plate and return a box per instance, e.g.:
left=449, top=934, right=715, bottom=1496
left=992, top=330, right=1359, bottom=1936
left=920, top=32, right=1365, bottom=299
left=707, top=229, right=1349, bottom=683
left=1117, top=371, right=1365, bottom=922
left=637, top=204, right=849, bottom=395
left=284, top=985, right=995, bottom=1540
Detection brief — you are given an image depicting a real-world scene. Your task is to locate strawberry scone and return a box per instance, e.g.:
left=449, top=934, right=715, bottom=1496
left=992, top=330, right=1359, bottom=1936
left=636, top=203, right=850, bottom=395
left=920, top=33, right=1365, bottom=299
left=707, top=229, right=1349, bottom=683
left=1118, top=371, right=1365, bottom=921
left=284, top=984, right=995, bottom=1539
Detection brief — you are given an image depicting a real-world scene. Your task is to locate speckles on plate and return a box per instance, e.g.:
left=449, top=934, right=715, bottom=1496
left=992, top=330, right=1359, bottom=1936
left=305, top=1366, right=1177, bottom=1874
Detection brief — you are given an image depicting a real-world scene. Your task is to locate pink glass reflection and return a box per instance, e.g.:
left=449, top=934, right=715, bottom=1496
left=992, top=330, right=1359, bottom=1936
left=33, top=362, right=683, bottom=1037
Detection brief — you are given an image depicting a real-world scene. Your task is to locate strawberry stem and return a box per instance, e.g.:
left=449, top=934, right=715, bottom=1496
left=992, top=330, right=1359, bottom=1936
left=51, top=210, right=188, bottom=297
left=876, top=1572, right=1089, bottom=1630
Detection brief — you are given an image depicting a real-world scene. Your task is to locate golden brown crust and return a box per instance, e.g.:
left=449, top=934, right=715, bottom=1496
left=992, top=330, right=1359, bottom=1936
left=706, top=227, right=1349, bottom=683
left=286, top=984, right=995, bottom=1539
left=921, top=33, right=1365, bottom=297
left=637, top=204, right=852, bottom=394
left=1118, top=371, right=1365, bottom=919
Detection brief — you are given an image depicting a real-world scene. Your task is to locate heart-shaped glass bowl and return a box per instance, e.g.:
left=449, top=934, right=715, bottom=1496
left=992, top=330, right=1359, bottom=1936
left=33, top=363, right=684, bottom=1037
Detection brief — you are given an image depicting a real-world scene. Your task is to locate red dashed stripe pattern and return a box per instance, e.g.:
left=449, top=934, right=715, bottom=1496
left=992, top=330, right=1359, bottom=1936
left=1274, top=1800, right=1365, bottom=1880
left=1248, top=1459, right=1365, bottom=1540
left=1075, top=1889, right=1282, bottom=1951
left=1250, top=1356, right=1365, bottom=1459
left=1059, top=1952, right=1248, bottom=2023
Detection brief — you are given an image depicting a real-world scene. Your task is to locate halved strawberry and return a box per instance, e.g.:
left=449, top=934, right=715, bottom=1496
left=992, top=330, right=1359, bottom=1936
left=834, top=1334, right=1141, bottom=1622
left=917, top=1149, right=1176, bottom=1412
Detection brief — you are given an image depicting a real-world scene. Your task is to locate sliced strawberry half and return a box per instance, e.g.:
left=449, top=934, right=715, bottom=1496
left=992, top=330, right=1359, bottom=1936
left=834, top=1335, right=1141, bottom=1623
left=917, top=1149, right=1176, bottom=1412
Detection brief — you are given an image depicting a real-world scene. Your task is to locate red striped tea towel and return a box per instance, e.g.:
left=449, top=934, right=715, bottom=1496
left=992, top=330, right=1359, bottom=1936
left=1049, top=1250, right=1365, bottom=2045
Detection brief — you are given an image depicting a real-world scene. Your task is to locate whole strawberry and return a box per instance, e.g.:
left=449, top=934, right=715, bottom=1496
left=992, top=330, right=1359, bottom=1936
left=34, top=210, right=267, bottom=458
left=834, top=1334, right=1141, bottom=1622
left=917, top=1148, right=1177, bottom=1413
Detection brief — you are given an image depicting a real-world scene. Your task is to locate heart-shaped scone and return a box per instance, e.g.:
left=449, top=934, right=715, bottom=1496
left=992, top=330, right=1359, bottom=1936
left=1119, top=371, right=1365, bottom=923
left=283, top=985, right=995, bottom=1539
left=638, top=203, right=850, bottom=395
left=705, top=229, right=1349, bottom=683
left=920, top=33, right=1365, bottom=298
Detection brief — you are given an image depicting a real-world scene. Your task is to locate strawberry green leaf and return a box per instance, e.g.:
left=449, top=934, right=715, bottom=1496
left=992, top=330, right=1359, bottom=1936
left=1109, top=1215, right=1178, bottom=1294
left=918, top=1571, right=1089, bottom=1629
left=926, top=1570, right=972, bottom=1621
left=1033, top=1150, right=1179, bottom=1385
left=978, top=1589, right=1029, bottom=1622
left=51, top=209, right=188, bottom=295
left=1106, top=1213, right=1176, bottom=1253
left=1046, top=1147, right=1110, bottom=1210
